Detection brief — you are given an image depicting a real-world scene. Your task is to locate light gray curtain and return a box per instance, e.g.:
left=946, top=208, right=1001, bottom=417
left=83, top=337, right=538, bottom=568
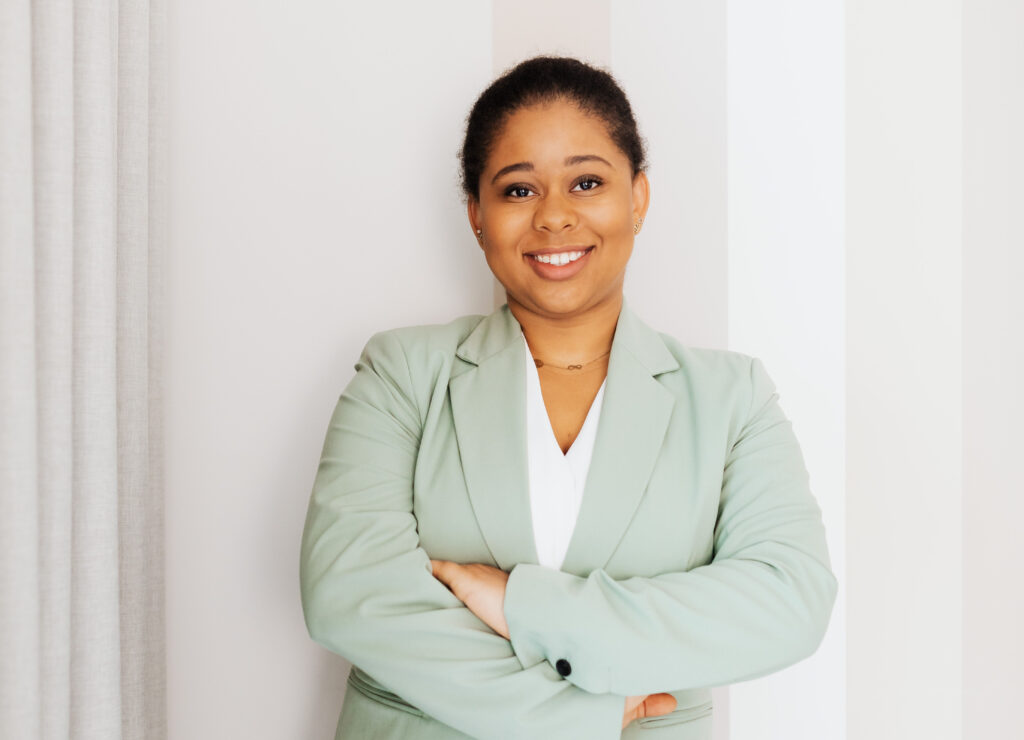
left=0, top=0, right=166, bottom=738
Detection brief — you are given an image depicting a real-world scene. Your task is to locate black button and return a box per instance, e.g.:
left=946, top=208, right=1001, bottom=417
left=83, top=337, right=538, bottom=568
left=555, top=659, right=572, bottom=677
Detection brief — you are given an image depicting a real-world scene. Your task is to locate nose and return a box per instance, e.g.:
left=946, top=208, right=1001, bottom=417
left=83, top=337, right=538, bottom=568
left=532, top=190, right=577, bottom=233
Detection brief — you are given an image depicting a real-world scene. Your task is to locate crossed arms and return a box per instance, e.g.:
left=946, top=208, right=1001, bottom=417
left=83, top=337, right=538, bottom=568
left=299, top=331, right=837, bottom=739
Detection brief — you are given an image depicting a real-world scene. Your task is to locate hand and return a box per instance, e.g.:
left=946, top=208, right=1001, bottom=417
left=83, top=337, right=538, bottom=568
left=431, top=560, right=510, bottom=639
left=431, top=560, right=678, bottom=730
left=622, top=693, right=678, bottom=729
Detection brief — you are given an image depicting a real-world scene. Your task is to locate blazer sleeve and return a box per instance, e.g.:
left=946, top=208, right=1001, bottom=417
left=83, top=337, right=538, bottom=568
left=299, top=331, right=624, bottom=740
left=501, top=356, right=838, bottom=696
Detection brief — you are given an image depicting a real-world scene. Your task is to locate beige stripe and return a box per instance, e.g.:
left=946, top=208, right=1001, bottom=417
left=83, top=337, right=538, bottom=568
left=963, top=1, right=1024, bottom=737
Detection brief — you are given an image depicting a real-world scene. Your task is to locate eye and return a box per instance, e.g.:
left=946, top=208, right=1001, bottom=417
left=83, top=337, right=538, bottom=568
left=504, top=184, right=536, bottom=199
left=571, top=175, right=604, bottom=192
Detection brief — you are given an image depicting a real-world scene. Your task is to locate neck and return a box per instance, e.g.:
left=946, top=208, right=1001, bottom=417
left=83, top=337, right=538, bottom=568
left=507, top=293, right=622, bottom=367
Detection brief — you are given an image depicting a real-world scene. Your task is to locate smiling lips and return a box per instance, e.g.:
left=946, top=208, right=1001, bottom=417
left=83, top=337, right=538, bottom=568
left=526, top=245, right=594, bottom=263
left=524, top=245, right=595, bottom=280
left=529, top=249, right=588, bottom=265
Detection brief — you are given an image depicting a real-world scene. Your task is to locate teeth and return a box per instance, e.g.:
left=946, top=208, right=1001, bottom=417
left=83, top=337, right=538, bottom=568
left=531, top=249, right=588, bottom=265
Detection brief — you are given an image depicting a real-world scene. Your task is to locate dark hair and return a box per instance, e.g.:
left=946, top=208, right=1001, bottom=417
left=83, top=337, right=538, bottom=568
left=459, top=55, right=648, bottom=201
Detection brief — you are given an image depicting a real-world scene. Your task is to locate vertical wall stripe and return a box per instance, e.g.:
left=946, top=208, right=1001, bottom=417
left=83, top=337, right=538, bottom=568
left=612, top=0, right=729, bottom=353
left=963, top=1, right=1024, bottom=737
left=727, top=2, right=846, bottom=739
left=846, top=2, right=962, bottom=738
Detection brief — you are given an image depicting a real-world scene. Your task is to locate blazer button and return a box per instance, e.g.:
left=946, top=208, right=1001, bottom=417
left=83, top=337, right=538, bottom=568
left=555, top=659, right=572, bottom=677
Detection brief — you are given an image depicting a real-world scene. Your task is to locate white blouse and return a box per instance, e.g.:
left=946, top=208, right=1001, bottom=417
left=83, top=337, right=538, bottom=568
left=522, top=333, right=607, bottom=571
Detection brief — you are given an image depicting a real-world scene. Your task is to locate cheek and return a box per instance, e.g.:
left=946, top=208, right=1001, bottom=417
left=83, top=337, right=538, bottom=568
left=590, top=208, right=633, bottom=238
left=581, top=191, right=634, bottom=233
left=485, top=212, right=529, bottom=251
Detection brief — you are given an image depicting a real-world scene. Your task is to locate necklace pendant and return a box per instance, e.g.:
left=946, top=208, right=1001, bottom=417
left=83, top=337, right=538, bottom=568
left=567, top=364, right=583, bottom=370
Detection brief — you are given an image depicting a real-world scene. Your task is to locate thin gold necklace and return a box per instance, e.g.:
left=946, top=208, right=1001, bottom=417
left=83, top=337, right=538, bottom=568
left=532, top=349, right=611, bottom=372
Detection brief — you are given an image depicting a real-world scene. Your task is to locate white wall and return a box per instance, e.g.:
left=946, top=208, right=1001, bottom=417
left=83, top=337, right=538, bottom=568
left=166, top=2, right=491, bottom=738
left=847, top=2, right=963, bottom=738
left=726, top=2, right=846, bottom=738
left=167, top=1, right=1021, bottom=738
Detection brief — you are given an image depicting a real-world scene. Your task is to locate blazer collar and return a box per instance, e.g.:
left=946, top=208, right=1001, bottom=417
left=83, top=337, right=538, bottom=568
left=449, top=297, right=679, bottom=575
left=455, top=297, right=679, bottom=376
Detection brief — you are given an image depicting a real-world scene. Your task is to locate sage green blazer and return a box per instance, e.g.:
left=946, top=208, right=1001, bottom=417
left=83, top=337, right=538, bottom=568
left=299, top=298, right=837, bottom=740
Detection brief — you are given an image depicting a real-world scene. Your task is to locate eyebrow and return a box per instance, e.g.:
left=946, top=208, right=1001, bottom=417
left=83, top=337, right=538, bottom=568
left=490, top=154, right=614, bottom=185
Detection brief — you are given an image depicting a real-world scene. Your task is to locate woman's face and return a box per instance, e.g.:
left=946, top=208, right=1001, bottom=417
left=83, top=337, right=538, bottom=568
left=468, top=98, right=649, bottom=320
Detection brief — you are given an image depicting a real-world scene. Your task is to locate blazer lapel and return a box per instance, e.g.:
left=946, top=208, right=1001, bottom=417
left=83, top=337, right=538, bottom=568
left=448, top=298, right=680, bottom=576
left=449, top=304, right=538, bottom=571
left=559, top=299, right=679, bottom=576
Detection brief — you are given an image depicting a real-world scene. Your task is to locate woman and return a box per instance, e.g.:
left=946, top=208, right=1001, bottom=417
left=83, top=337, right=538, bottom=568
left=299, top=56, right=837, bottom=739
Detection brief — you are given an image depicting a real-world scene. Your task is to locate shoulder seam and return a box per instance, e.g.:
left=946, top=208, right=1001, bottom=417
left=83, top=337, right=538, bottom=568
left=747, top=356, right=758, bottom=421
left=389, top=331, right=422, bottom=427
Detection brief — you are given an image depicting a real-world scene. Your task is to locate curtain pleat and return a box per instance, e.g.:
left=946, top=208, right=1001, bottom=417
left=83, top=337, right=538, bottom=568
left=1, top=2, right=42, bottom=738
left=71, top=1, right=122, bottom=736
left=116, top=0, right=166, bottom=737
left=0, top=0, right=166, bottom=737
left=34, top=2, right=75, bottom=739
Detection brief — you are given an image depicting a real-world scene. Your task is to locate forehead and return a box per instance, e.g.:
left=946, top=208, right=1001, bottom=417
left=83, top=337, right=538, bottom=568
left=486, top=100, right=627, bottom=171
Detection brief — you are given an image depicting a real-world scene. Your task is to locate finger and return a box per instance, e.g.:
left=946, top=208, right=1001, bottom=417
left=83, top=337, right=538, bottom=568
left=431, top=559, right=451, bottom=580
left=622, top=695, right=644, bottom=729
left=624, top=695, right=645, bottom=714
left=430, top=559, right=459, bottom=586
left=642, top=693, right=678, bottom=719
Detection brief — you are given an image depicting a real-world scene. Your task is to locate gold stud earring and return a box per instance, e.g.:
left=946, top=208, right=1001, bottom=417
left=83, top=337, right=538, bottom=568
left=633, top=218, right=643, bottom=234
left=475, top=228, right=483, bottom=241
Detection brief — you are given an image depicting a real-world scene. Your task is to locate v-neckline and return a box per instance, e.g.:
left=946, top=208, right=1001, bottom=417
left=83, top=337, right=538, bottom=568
left=522, top=334, right=607, bottom=458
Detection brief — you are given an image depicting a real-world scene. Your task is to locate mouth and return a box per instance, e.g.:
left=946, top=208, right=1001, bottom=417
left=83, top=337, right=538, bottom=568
left=524, top=245, right=595, bottom=266
left=523, top=245, right=595, bottom=280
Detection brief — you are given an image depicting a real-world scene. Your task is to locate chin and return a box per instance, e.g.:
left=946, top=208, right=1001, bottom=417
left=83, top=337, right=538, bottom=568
left=524, top=294, right=594, bottom=318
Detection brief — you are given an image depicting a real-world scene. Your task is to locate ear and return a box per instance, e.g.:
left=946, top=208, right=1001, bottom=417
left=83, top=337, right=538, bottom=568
left=631, top=171, right=651, bottom=225
left=467, top=197, right=484, bottom=251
